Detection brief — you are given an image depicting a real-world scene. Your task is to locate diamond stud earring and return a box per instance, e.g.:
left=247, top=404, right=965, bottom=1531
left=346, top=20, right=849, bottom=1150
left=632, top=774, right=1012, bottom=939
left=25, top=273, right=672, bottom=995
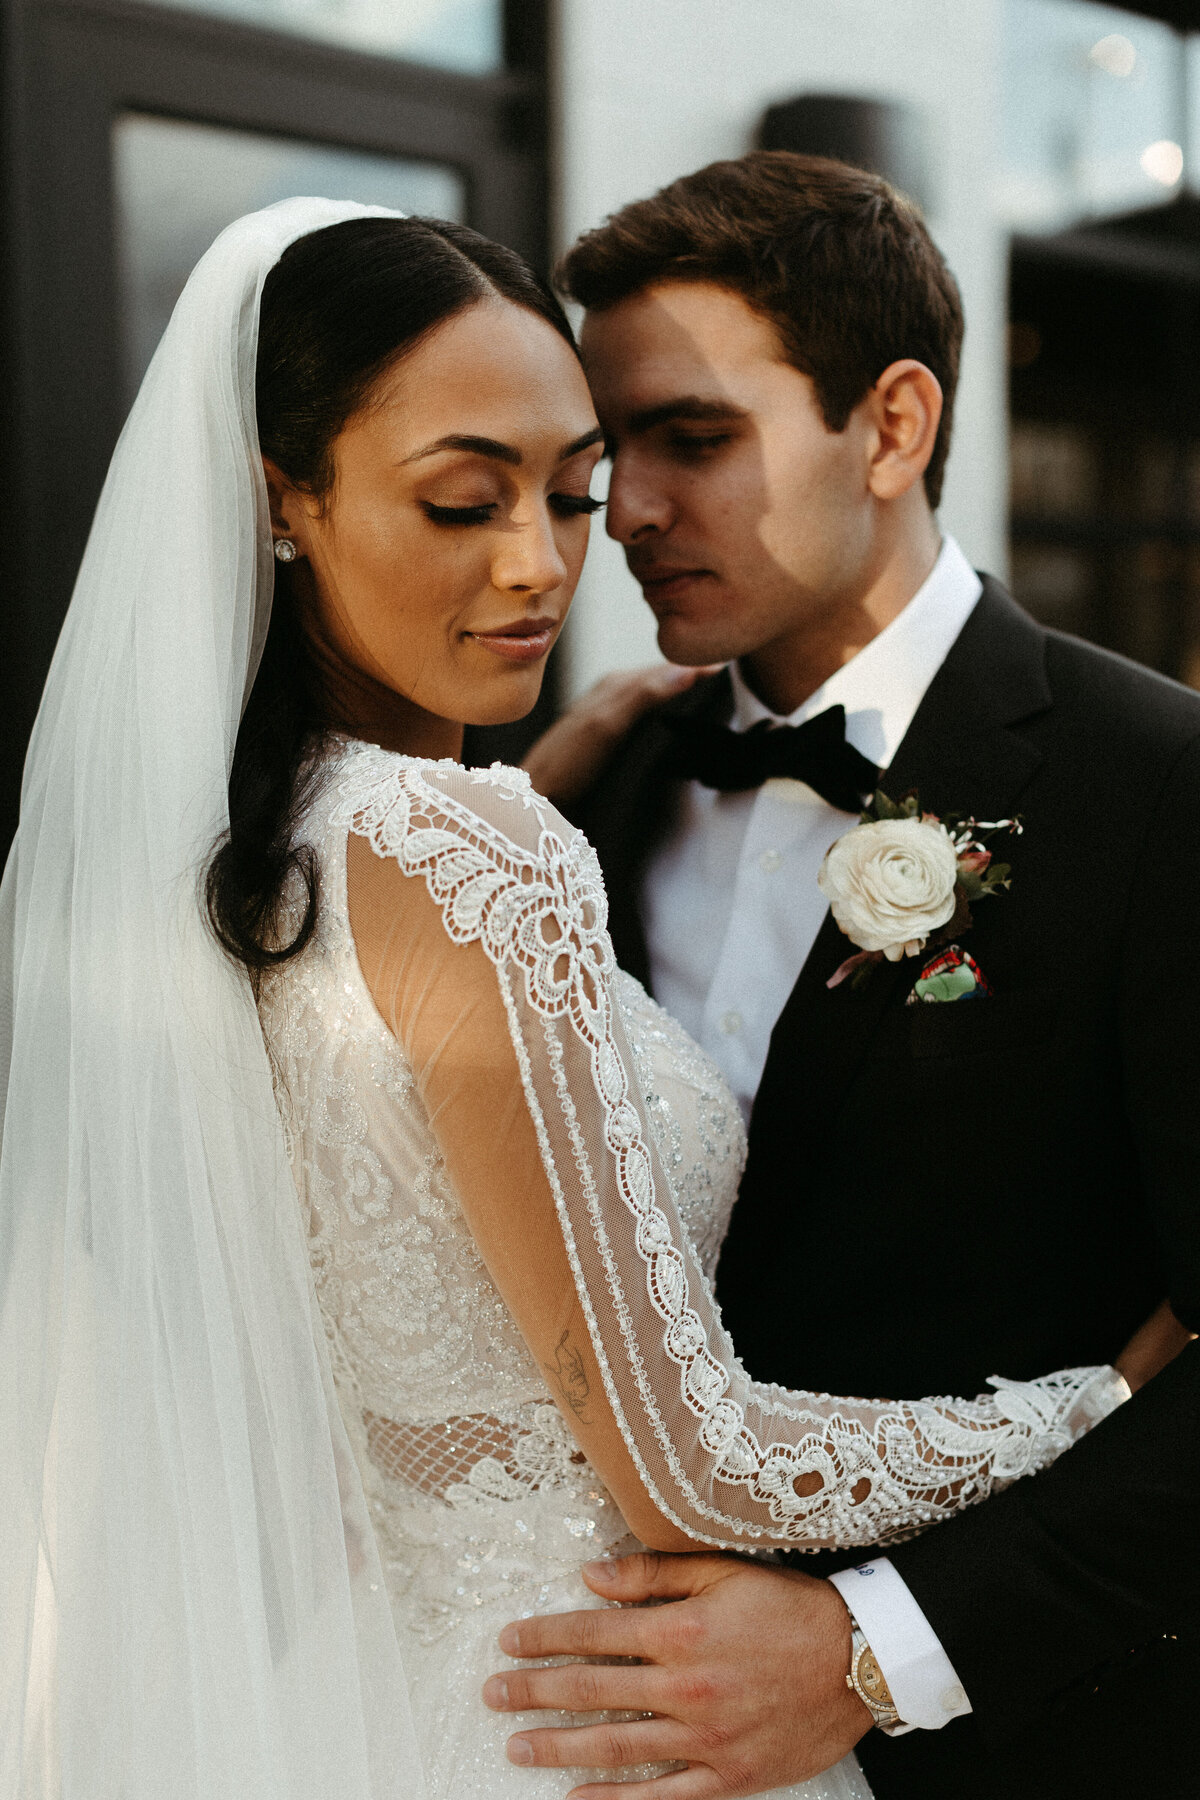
left=273, top=538, right=297, bottom=563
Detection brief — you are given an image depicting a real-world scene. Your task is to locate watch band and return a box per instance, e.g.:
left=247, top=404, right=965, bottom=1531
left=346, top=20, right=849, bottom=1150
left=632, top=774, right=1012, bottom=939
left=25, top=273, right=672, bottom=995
left=845, top=1614, right=904, bottom=1730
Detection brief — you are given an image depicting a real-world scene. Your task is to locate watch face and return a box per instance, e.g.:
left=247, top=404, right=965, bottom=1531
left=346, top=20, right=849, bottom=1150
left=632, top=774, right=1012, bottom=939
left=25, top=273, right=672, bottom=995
left=857, top=1648, right=890, bottom=1706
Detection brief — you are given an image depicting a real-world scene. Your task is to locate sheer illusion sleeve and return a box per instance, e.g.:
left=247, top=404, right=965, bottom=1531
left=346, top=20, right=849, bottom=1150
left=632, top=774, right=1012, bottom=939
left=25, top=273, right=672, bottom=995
left=344, top=757, right=1126, bottom=1553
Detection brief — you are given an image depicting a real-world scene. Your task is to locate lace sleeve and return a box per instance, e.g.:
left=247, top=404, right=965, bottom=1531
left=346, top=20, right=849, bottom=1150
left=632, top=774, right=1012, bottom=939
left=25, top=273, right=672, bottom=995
left=344, top=755, right=1127, bottom=1552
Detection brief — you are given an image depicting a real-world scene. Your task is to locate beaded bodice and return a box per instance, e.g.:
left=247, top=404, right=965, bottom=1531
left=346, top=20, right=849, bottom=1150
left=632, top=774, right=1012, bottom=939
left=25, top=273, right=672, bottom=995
left=258, top=741, right=746, bottom=1637
left=260, top=754, right=744, bottom=1431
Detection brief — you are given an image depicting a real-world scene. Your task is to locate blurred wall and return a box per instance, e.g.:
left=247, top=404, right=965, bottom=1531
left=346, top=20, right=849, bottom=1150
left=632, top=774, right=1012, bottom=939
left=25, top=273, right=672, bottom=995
left=554, top=0, right=1006, bottom=696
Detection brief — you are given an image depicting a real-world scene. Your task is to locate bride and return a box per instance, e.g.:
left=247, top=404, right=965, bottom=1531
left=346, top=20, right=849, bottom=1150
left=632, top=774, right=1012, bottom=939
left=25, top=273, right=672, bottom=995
left=0, top=197, right=1142, bottom=1800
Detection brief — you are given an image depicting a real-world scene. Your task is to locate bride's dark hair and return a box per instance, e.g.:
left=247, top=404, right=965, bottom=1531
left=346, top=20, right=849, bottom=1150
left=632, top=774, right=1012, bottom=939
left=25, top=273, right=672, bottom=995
left=205, top=216, right=578, bottom=987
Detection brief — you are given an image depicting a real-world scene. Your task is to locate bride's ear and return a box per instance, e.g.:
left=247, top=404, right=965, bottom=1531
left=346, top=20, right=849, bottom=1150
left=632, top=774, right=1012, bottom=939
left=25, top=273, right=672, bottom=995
left=262, top=455, right=307, bottom=556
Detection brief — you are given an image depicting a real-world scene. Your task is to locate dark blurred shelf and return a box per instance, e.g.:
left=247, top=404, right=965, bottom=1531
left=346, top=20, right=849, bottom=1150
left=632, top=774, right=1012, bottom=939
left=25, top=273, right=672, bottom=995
left=1011, top=517, right=1200, bottom=545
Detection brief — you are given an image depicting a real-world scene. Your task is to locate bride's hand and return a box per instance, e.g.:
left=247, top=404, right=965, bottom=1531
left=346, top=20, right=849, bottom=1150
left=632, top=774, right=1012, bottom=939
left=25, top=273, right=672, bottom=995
left=522, top=663, right=721, bottom=807
left=1115, top=1300, right=1196, bottom=1393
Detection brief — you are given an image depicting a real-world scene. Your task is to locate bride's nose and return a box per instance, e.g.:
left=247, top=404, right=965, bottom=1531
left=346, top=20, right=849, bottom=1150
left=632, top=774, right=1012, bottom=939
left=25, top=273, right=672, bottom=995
left=490, top=504, right=569, bottom=596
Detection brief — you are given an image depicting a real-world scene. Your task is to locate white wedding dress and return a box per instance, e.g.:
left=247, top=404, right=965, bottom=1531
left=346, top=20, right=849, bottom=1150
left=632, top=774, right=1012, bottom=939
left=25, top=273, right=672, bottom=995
left=257, top=736, right=1125, bottom=1800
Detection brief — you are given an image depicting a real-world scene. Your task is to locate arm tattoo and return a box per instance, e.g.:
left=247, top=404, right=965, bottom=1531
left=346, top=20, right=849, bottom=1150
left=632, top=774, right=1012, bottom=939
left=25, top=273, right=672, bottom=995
left=546, top=1328, right=591, bottom=1419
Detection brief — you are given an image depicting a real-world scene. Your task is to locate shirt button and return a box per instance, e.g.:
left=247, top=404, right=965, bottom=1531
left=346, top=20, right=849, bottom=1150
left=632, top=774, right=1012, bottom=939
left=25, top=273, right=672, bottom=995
left=941, top=1685, right=967, bottom=1713
left=719, top=1010, right=743, bottom=1035
left=759, top=848, right=782, bottom=873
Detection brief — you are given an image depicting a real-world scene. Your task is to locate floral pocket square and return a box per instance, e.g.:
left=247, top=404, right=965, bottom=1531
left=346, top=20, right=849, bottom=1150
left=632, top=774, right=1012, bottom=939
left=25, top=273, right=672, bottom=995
left=906, top=944, right=993, bottom=1005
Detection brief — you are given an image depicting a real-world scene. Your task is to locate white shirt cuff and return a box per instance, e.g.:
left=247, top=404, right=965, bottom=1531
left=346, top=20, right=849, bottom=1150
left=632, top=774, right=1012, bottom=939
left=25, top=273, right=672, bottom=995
left=829, top=1557, right=972, bottom=1733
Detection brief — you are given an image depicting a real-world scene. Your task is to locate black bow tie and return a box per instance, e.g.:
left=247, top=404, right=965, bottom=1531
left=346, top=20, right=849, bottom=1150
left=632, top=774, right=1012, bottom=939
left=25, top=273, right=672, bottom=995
left=664, top=704, right=878, bottom=812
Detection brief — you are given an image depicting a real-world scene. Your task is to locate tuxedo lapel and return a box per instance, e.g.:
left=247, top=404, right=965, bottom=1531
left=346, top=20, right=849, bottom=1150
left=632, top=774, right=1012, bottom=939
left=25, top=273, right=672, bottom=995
left=748, top=579, right=1052, bottom=1142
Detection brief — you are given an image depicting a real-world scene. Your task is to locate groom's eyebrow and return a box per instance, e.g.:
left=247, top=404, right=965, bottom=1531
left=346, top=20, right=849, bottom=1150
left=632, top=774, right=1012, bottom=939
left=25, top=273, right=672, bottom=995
left=623, top=398, right=749, bottom=435
left=401, top=427, right=604, bottom=466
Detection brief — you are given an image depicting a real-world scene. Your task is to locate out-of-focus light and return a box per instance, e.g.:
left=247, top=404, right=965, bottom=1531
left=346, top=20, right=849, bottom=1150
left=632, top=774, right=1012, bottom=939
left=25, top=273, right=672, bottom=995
left=1140, top=140, right=1184, bottom=186
left=1088, top=34, right=1137, bottom=78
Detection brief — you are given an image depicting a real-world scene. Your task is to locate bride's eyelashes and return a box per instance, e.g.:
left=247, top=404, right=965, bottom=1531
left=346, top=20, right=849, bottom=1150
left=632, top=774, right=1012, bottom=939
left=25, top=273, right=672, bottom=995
left=550, top=493, right=605, bottom=518
left=421, top=494, right=605, bottom=527
left=421, top=500, right=499, bottom=526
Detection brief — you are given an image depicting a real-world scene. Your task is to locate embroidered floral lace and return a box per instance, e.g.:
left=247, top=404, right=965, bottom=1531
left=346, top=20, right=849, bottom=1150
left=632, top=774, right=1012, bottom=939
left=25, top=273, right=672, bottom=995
left=259, top=739, right=1125, bottom=1591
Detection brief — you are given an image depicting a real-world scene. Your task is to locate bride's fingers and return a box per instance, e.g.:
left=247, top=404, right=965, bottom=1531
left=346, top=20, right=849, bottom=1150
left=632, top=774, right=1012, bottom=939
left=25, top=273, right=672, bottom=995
left=505, top=1716, right=692, bottom=1771
left=484, top=1660, right=666, bottom=1716
left=1115, top=1298, right=1196, bottom=1392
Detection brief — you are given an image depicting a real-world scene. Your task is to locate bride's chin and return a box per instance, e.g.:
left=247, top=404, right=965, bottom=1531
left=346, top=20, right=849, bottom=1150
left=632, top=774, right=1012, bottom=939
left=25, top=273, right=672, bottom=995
left=460, top=673, right=548, bottom=729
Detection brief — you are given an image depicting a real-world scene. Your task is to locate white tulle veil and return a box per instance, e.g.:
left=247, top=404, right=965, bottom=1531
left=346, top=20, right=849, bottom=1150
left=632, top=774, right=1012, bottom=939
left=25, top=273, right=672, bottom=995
left=0, top=198, right=427, bottom=1798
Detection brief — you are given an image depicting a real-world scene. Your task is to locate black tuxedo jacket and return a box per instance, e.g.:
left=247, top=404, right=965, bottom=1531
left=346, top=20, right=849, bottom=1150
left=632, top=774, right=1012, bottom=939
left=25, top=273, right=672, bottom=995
left=574, top=579, right=1200, bottom=1800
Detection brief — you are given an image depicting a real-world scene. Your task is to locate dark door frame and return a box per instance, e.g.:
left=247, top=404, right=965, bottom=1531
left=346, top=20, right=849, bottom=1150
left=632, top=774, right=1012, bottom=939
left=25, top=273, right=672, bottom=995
left=1, top=0, right=550, bottom=843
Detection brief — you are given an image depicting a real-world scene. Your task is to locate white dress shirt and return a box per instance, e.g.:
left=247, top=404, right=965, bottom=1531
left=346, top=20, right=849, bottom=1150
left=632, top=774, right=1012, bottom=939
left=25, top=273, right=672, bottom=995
left=642, top=535, right=982, bottom=1731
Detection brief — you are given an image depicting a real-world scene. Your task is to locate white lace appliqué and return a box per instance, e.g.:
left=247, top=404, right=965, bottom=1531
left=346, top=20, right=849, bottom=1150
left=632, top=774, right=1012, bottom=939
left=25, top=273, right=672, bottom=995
left=346, top=753, right=1125, bottom=1552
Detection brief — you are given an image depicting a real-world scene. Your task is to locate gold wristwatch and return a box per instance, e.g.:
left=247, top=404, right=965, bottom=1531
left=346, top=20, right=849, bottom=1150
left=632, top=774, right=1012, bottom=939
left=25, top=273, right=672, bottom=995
left=845, top=1614, right=904, bottom=1731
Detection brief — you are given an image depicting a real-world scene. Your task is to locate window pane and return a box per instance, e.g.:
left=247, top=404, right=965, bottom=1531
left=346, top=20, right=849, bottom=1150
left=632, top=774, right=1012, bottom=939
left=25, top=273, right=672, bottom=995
left=999, top=0, right=1183, bottom=233
left=1009, top=421, right=1098, bottom=519
left=113, top=112, right=466, bottom=398
left=146, top=0, right=501, bottom=71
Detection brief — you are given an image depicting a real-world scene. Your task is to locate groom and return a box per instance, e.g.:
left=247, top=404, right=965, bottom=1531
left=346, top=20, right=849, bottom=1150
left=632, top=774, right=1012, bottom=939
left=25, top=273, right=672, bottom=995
left=484, top=153, right=1200, bottom=1798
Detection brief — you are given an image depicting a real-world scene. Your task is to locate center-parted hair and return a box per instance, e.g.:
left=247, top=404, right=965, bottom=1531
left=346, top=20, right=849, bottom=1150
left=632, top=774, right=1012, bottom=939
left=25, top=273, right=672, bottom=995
left=207, top=216, right=578, bottom=986
left=556, top=151, right=963, bottom=509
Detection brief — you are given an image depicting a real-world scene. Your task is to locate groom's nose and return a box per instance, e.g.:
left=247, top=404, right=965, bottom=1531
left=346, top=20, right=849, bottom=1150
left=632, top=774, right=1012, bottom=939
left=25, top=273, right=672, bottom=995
left=605, top=452, right=675, bottom=545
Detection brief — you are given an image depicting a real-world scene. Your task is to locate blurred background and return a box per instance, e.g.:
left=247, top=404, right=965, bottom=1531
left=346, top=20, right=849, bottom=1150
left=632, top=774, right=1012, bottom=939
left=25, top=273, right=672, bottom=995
left=3, top=0, right=1199, bottom=842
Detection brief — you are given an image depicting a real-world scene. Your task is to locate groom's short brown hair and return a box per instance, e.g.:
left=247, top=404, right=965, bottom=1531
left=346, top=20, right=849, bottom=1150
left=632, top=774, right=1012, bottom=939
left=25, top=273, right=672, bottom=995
left=556, top=151, right=964, bottom=509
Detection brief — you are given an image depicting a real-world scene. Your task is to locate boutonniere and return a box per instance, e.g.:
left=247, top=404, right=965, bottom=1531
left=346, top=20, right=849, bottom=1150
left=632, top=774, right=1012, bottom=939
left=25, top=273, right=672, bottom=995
left=817, top=790, right=1022, bottom=991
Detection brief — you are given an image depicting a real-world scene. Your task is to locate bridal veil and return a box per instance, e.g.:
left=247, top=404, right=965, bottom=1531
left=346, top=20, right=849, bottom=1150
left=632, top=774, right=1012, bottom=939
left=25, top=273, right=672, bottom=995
left=0, top=199, right=426, bottom=1798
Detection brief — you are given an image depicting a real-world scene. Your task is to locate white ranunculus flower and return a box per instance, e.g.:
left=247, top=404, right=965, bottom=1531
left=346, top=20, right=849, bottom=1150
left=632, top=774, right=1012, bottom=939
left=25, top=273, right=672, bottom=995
left=818, top=817, right=959, bottom=960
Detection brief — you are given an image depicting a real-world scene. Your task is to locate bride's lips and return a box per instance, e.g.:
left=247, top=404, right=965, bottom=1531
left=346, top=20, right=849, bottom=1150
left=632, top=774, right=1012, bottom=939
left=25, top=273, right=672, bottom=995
left=465, top=617, right=558, bottom=664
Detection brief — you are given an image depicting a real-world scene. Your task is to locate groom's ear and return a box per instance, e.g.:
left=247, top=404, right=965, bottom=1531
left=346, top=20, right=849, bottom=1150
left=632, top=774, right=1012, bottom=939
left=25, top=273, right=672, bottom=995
left=863, top=360, right=943, bottom=504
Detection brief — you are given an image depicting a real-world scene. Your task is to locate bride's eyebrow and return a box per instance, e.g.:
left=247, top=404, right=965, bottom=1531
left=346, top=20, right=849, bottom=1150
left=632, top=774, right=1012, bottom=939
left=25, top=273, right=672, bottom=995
left=401, top=426, right=604, bottom=467
left=401, top=434, right=522, bottom=466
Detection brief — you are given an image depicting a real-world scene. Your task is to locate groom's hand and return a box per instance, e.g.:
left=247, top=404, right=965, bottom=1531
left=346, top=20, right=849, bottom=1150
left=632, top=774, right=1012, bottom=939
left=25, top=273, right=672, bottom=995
left=483, top=1552, right=871, bottom=1800
left=522, top=664, right=718, bottom=809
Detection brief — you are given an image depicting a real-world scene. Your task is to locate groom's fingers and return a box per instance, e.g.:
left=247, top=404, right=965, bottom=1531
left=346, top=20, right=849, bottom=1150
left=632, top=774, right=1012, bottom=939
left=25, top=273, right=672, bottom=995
left=484, top=1659, right=666, bottom=1716
left=568, top=1776, right=726, bottom=1800
left=505, top=1716, right=691, bottom=1771
left=498, top=1603, right=652, bottom=1661
left=581, top=1550, right=733, bottom=1605
left=521, top=664, right=722, bottom=807
left=497, top=1552, right=736, bottom=1662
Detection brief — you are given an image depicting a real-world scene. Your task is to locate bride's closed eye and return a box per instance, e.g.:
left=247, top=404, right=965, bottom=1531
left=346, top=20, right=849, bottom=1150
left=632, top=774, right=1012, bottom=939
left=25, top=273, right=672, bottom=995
left=422, top=500, right=500, bottom=526
left=549, top=493, right=605, bottom=518
left=421, top=495, right=605, bottom=527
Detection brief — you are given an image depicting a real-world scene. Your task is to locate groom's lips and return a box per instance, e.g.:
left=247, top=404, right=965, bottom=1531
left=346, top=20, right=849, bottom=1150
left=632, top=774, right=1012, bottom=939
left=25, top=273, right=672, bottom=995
left=632, top=566, right=714, bottom=605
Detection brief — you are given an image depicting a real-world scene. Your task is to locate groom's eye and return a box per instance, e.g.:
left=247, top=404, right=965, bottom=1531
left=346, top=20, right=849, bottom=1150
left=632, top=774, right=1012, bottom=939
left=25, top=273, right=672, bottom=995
left=667, top=430, right=736, bottom=460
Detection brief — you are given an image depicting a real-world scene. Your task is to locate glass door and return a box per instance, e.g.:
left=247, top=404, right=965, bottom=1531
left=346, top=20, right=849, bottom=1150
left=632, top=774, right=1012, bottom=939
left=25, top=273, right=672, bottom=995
left=0, top=0, right=549, bottom=845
